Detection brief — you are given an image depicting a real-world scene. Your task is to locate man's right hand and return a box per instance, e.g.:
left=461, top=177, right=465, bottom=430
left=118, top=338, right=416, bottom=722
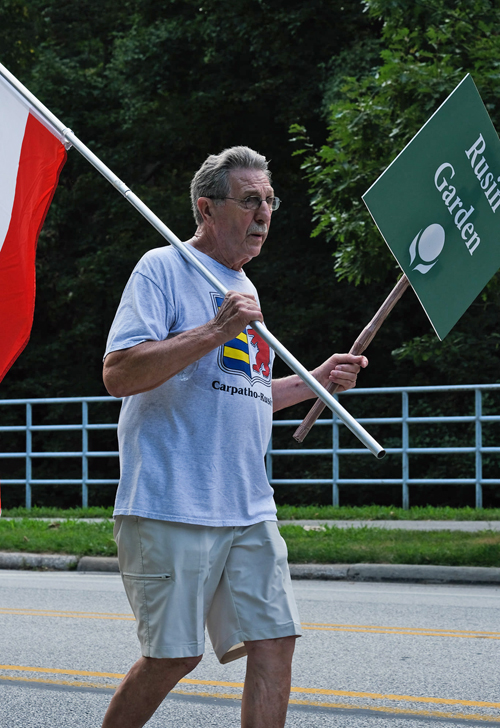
left=211, top=290, right=263, bottom=342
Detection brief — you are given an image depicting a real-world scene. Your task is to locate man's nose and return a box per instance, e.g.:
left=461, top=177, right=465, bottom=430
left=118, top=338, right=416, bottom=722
left=254, top=200, right=272, bottom=223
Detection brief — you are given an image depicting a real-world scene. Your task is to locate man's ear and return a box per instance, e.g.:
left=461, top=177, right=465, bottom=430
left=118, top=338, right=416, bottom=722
left=197, top=197, right=216, bottom=226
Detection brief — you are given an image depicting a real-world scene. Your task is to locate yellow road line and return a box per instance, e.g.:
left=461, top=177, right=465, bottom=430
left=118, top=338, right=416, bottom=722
left=303, top=622, right=500, bottom=636
left=0, top=665, right=125, bottom=679
left=1, top=665, right=499, bottom=710
left=287, top=697, right=500, bottom=723
left=287, top=686, right=500, bottom=709
left=0, top=608, right=134, bottom=621
left=0, top=608, right=132, bottom=617
left=302, top=623, right=500, bottom=640
left=0, top=675, right=117, bottom=690
left=1, top=675, right=499, bottom=722
left=3, top=609, right=498, bottom=642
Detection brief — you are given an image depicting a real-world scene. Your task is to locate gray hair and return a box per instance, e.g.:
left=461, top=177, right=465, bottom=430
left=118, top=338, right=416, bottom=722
left=190, top=146, right=271, bottom=225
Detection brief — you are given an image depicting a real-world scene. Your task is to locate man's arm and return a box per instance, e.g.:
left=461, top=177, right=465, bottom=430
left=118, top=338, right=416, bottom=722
left=271, top=354, right=368, bottom=413
left=103, top=291, right=263, bottom=398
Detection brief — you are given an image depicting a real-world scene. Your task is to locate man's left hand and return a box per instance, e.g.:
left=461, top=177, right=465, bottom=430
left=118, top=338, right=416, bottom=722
left=313, top=353, right=368, bottom=392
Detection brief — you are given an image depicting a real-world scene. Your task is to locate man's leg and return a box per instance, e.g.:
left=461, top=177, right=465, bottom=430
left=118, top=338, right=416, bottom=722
left=241, top=636, right=296, bottom=728
left=101, top=654, right=202, bottom=728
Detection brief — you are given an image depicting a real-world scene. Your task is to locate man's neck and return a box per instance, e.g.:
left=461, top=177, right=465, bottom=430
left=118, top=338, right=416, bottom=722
left=188, top=230, right=245, bottom=272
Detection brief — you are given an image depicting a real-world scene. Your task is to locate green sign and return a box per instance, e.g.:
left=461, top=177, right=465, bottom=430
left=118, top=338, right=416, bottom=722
left=363, top=75, right=500, bottom=340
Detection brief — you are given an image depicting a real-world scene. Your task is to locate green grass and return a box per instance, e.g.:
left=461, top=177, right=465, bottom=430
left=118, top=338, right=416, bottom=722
left=2, top=506, right=114, bottom=519
left=0, top=519, right=116, bottom=557
left=0, top=518, right=499, bottom=567
left=280, top=525, right=500, bottom=567
left=3, top=504, right=500, bottom=520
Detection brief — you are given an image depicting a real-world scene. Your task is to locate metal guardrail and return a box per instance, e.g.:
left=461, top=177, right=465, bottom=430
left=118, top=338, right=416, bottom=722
left=268, top=384, right=500, bottom=508
left=1, top=385, right=499, bottom=509
left=0, top=396, right=119, bottom=509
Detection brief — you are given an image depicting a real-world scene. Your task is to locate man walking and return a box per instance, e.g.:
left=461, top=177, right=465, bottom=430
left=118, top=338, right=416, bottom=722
left=102, top=146, right=367, bottom=727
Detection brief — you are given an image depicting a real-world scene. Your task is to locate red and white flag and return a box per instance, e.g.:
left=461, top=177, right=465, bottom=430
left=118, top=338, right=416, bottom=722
left=0, top=74, right=67, bottom=383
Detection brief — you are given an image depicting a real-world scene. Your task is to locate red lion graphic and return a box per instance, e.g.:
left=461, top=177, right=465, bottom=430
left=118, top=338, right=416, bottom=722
left=247, top=327, right=271, bottom=378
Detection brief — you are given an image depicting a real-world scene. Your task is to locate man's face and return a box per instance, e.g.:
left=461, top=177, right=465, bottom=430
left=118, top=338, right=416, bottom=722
left=211, top=168, right=274, bottom=269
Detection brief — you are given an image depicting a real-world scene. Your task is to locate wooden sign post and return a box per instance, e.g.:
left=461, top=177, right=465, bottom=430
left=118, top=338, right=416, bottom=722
left=293, top=275, right=409, bottom=442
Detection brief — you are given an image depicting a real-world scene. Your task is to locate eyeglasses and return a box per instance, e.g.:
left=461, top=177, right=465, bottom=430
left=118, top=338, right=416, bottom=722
left=211, top=196, right=281, bottom=211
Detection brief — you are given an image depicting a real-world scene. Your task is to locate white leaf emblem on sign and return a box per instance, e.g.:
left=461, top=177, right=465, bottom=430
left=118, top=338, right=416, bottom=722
left=409, top=224, right=445, bottom=274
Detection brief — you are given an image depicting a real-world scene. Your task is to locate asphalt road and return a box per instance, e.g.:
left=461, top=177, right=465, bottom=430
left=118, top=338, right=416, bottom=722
left=0, top=571, right=499, bottom=727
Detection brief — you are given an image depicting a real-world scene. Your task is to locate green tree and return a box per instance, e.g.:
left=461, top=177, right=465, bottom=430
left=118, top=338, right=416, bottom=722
left=0, top=0, right=379, bottom=400
left=292, top=0, right=500, bottom=384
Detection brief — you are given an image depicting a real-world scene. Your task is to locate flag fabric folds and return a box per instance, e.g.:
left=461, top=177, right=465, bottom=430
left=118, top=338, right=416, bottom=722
left=0, top=75, right=67, bottom=383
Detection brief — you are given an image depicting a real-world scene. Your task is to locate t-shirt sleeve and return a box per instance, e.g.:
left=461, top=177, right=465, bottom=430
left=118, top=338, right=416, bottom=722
left=104, top=269, right=174, bottom=357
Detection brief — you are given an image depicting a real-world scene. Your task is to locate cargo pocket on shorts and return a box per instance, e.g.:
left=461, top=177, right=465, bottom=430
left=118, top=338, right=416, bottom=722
left=121, top=572, right=173, bottom=656
left=122, top=572, right=172, bottom=580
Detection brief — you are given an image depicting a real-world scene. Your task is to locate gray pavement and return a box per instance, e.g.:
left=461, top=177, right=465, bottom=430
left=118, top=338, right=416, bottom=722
left=1, top=572, right=499, bottom=727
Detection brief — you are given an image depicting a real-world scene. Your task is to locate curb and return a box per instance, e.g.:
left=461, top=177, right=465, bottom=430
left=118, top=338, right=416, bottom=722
left=77, top=556, right=119, bottom=572
left=0, top=552, right=78, bottom=571
left=288, top=563, right=500, bottom=584
left=1, top=552, right=500, bottom=583
left=279, top=520, right=500, bottom=532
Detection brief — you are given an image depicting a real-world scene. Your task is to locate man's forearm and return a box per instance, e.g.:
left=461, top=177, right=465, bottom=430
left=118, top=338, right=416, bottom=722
left=271, top=375, right=318, bottom=413
left=271, top=354, right=368, bottom=413
left=103, top=323, right=225, bottom=398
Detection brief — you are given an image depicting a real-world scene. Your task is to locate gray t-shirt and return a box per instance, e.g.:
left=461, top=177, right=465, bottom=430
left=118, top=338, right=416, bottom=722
left=105, top=244, right=277, bottom=526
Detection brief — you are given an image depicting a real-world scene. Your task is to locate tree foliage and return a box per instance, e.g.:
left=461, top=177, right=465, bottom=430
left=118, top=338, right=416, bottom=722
left=291, top=0, right=500, bottom=382
left=0, top=0, right=378, bottom=397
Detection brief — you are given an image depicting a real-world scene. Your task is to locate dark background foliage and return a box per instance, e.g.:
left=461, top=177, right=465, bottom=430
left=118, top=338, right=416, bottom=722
left=1, top=0, right=499, bottom=508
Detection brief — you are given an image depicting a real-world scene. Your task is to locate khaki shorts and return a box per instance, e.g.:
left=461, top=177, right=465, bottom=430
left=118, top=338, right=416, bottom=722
left=114, top=516, right=302, bottom=664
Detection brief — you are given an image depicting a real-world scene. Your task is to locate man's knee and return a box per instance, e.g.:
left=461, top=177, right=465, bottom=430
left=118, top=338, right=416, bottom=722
left=141, top=654, right=202, bottom=678
left=171, top=654, right=203, bottom=674
left=245, top=635, right=297, bottom=652
left=245, top=636, right=297, bottom=667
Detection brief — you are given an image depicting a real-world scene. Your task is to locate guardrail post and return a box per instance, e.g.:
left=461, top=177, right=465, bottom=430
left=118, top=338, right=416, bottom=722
left=82, top=400, right=89, bottom=509
left=475, top=389, right=483, bottom=509
left=25, top=403, right=32, bottom=510
left=332, top=411, right=339, bottom=507
left=402, top=391, right=409, bottom=510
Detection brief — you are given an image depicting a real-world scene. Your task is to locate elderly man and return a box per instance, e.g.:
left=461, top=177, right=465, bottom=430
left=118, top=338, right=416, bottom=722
left=102, top=146, right=367, bottom=728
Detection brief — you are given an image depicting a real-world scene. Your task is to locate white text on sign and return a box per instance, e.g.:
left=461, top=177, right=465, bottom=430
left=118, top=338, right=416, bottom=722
left=434, top=163, right=480, bottom=255
left=465, top=134, right=500, bottom=213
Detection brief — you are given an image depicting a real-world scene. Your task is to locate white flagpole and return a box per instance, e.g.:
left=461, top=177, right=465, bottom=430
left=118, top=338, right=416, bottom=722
left=0, top=63, right=385, bottom=459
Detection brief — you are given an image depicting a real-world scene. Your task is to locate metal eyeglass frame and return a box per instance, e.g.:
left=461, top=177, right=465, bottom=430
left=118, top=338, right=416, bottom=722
left=211, top=196, right=281, bottom=211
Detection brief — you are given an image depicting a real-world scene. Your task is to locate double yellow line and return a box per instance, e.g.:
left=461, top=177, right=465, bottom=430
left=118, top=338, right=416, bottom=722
left=2, top=609, right=500, bottom=721
left=1, top=664, right=499, bottom=722
left=0, top=607, right=134, bottom=621
left=302, top=622, right=500, bottom=640
left=2, top=608, right=500, bottom=642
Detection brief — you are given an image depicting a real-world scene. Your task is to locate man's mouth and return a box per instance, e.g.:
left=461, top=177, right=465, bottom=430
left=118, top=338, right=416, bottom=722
left=248, top=225, right=268, bottom=239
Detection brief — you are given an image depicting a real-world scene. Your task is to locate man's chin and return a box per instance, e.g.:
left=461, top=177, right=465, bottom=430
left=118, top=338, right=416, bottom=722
left=248, top=235, right=266, bottom=250
left=247, top=245, right=264, bottom=261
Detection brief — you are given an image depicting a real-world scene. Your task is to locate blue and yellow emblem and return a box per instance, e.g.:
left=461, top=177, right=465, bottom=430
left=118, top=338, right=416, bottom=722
left=222, top=330, right=251, bottom=377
